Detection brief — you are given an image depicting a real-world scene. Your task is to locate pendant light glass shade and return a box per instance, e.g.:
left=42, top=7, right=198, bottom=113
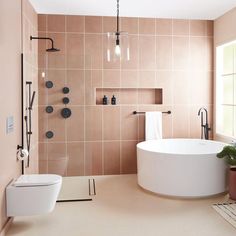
left=106, top=31, right=130, bottom=62
left=106, top=0, right=130, bottom=62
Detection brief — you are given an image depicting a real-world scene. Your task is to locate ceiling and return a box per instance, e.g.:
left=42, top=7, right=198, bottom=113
left=29, top=0, right=236, bottom=20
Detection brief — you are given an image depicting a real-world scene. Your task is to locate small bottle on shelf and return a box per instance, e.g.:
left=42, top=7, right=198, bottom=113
left=103, top=95, right=108, bottom=105
left=111, top=95, right=116, bottom=105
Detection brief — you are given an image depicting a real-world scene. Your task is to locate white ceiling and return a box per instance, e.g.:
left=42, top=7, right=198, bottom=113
left=29, top=0, right=236, bottom=20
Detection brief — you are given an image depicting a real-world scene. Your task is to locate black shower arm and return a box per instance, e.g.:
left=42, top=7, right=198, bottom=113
left=30, top=36, right=54, bottom=49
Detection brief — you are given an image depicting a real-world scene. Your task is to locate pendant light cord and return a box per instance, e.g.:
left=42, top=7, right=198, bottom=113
left=116, top=0, right=119, bottom=33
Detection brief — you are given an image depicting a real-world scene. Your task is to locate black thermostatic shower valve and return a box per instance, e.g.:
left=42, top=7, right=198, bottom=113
left=61, top=108, right=72, bottom=118
left=62, top=87, right=70, bottom=94
left=46, top=131, right=54, bottom=139
left=45, top=81, right=53, bottom=88
left=62, top=97, right=70, bottom=104
left=45, top=106, right=54, bottom=113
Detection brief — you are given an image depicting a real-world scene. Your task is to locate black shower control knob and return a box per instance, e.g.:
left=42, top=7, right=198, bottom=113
left=45, top=106, right=54, bottom=113
left=46, top=131, right=54, bottom=139
left=45, top=81, right=53, bottom=88
left=61, top=108, right=72, bottom=118
left=62, top=87, right=70, bottom=94
left=62, top=97, right=70, bottom=104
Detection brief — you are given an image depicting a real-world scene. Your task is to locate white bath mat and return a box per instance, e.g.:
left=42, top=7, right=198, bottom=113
left=212, top=202, right=236, bottom=228
left=57, top=176, right=96, bottom=202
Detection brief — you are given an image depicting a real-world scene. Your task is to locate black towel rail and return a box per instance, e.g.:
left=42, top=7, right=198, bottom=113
left=133, top=111, right=171, bottom=115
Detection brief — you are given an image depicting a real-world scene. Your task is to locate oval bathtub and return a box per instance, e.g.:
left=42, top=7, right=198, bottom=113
left=137, top=139, right=228, bottom=198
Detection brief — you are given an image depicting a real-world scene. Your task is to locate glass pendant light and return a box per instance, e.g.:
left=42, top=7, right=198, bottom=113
left=106, top=0, right=130, bottom=62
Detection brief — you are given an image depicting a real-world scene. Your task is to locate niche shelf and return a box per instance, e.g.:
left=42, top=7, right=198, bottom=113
left=96, top=88, right=162, bottom=105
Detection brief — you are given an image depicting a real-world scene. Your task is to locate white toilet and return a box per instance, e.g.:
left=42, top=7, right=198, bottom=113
left=6, top=174, right=62, bottom=217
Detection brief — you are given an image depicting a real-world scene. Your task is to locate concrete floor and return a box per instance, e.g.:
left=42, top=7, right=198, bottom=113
left=7, top=175, right=236, bottom=236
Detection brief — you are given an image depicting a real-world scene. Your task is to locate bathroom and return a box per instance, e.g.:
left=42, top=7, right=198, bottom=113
left=1, top=0, right=236, bottom=235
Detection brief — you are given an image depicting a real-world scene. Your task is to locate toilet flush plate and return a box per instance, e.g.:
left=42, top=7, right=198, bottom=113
left=57, top=177, right=96, bottom=202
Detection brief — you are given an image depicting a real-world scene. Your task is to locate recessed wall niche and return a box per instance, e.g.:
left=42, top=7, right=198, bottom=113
left=96, top=88, right=163, bottom=105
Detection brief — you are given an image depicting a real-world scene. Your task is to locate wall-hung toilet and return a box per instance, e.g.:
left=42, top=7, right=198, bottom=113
left=6, top=174, right=62, bottom=217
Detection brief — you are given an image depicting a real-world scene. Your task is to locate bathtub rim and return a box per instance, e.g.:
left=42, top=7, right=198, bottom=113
left=137, top=138, right=228, bottom=157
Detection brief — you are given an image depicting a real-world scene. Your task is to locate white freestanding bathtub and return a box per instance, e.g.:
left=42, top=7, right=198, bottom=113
left=137, top=139, right=228, bottom=198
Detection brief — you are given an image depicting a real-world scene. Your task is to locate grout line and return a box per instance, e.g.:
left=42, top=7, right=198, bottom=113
left=83, top=16, right=86, bottom=176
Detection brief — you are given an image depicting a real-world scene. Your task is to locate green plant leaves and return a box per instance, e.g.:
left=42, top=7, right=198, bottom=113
left=217, top=145, right=236, bottom=166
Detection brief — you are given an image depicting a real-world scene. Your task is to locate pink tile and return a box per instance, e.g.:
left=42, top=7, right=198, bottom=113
left=85, top=34, right=103, bottom=69
left=190, top=20, right=206, bottom=36
left=47, top=106, right=66, bottom=142
left=121, top=35, right=139, bottom=69
left=104, top=141, right=120, bottom=174
left=66, top=33, right=84, bottom=69
left=156, top=36, right=172, bottom=70
left=85, top=106, right=102, bottom=141
left=139, top=35, right=156, bottom=70
left=172, top=105, right=190, bottom=138
left=156, top=71, right=173, bottom=105
left=47, top=70, right=66, bottom=105
left=139, top=18, right=155, bottom=35
left=85, top=70, right=103, bottom=105
left=85, top=16, right=102, bottom=33
left=121, top=70, right=138, bottom=88
left=48, top=160, right=67, bottom=176
left=139, top=71, right=156, bottom=88
left=121, top=17, right=139, bottom=34
left=47, top=15, right=65, bottom=32
left=67, top=70, right=85, bottom=105
left=121, top=141, right=137, bottom=174
left=103, top=16, right=116, bottom=33
left=173, top=36, right=189, bottom=70
left=67, top=107, right=85, bottom=142
left=103, top=70, right=120, bottom=88
left=120, top=89, right=138, bottom=104
left=67, top=142, right=84, bottom=176
left=38, top=14, right=47, bottom=31
left=156, top=19, right=172, bottom=35
left=48, top=143, right=66, bottom=161
left=103, top=106, right=120, bottom=140
left=121, top=106, right=138, bottom=140
left=85, top=142, right=103, bottom=175
left=190, top=37, right=206, bottom=70
left=173, top=19, right=189, bottom=35
left=206, top=21, right=213, bottom=36
left=66, top=15, right=85, bottom=32
left=39, top=143, right=47, bottom=161
left=172, top=71, right=190, bottom=105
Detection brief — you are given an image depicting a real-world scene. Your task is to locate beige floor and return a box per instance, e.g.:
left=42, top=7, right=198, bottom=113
left=7, top=175, right=236, bottom=236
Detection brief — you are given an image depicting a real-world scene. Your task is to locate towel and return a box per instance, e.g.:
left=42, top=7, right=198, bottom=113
left=145, top=112, right=162, bottom=140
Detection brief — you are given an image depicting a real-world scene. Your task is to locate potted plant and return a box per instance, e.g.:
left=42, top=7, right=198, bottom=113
left=217, top=145, right=236, bottom=200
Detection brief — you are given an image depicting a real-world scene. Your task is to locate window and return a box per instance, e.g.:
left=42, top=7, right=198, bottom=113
left=216, top=41, right=236, bottom=138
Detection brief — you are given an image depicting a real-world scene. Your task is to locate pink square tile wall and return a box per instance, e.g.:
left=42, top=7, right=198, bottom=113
left=38, top=15, right=213, bottom=176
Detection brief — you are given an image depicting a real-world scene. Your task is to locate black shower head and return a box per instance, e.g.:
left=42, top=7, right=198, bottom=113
left=46, top=47, right=60, bottom=52
left=30, top=36, right=60, bottom=52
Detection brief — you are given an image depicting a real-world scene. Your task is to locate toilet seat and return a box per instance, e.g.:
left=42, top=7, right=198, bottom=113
left=13, top=174, right=62, bottom=187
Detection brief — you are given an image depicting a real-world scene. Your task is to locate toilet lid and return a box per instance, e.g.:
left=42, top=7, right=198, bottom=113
left=14, top=174, right=62, bottom=187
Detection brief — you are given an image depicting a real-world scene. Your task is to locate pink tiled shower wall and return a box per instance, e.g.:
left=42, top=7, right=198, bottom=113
left=38, top=15, right=213, bottom=176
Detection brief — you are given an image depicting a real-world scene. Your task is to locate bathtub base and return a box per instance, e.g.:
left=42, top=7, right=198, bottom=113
left=137, top=139, right=228, bottom=198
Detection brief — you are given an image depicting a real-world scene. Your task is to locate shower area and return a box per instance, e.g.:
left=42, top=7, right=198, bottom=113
left=35, top=15, right=139, bottom=177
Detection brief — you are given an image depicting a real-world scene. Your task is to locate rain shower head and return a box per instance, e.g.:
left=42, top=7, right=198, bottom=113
left=46, top=47, right=60, bottom=52
left=30, top=36, right=60, bottom=52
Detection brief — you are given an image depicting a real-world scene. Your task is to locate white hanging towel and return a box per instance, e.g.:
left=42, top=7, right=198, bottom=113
left=145, top=112, right=163, bottom=140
